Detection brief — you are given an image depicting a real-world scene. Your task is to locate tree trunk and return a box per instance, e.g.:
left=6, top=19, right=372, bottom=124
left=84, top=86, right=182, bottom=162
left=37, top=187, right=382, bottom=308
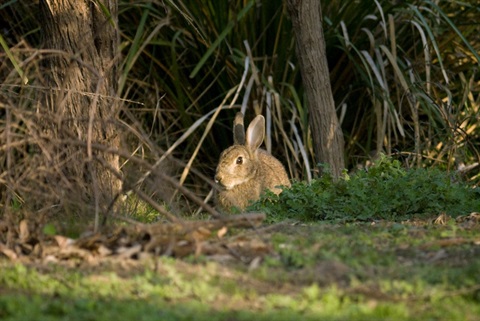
left=39, top=0, right=120, bottom=221
left=286, top=0, right=345, bottom=178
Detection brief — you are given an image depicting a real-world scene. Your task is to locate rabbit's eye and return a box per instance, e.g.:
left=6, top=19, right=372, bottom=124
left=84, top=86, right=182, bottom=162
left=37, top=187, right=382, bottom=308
left=236, top=156, right=243, bottom=165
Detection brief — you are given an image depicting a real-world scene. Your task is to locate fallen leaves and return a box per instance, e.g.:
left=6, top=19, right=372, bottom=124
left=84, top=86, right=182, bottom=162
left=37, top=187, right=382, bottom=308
left=455, top=212, right=480, bottom=229
left=432, top=212, right=480, bottom=227
left=420, top=212, right=480, bottom=249
left=0, top=213, right=273, bottom=267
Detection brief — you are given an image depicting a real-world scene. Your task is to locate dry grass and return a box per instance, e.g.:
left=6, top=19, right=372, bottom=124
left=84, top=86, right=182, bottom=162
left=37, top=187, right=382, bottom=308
left=0, top=40, right=219, bottom=232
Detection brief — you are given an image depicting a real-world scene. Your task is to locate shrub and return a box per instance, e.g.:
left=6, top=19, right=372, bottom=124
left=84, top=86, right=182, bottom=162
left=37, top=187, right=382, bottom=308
left=250, top=155, right=480, bottom=222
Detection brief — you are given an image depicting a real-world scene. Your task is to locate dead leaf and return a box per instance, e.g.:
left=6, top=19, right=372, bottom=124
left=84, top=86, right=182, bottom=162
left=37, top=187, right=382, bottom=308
left=190, top=227, right=212, bottom=242
left=217, top=226, right=228, bottom=238
left=456, top=212, right=480, bottom=229
left=54, top=235, right=75, bottom=249
left=433, top=213, right=449, bottom=225
left=0, top=243, right=18, bottom=260
left=43, top=255, right=58, bottom=263
left=97, top=245, right=112, bottom=257
left=116, top=244, right=142, bottom=259
left=248, top=256, right=262, bottom=271
left=19, top=220, right=29, bottom=243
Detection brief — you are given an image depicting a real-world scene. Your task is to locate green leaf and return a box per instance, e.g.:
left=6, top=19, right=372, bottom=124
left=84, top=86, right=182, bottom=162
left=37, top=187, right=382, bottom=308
left=0, top=33, right=27, bottom=84
left=425, top=0, right=480, bottom=66
left=43, top=224, right=57, bottom=236
left=189, top=0, right=255, bottom=78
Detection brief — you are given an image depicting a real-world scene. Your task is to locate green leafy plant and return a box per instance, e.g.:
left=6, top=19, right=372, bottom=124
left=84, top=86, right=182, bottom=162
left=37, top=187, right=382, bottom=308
left=250, top=155, right=480, bottom=222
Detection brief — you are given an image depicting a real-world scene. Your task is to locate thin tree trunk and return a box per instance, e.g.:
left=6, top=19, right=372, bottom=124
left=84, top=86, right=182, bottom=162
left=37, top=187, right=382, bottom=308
left=39, top=0, right=120, bottom=221
left=286, top=0, right=345, bottom=178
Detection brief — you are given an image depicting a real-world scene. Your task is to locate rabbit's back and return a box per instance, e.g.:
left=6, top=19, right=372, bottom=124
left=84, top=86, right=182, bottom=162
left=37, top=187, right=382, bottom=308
left=257, top=149, right=290, bottom=193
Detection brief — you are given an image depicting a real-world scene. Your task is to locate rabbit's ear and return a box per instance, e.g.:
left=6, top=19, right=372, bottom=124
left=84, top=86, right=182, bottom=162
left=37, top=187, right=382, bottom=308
left=233, top=112, right=245, bottom=145
left=246, top=115, right=265, bottom=151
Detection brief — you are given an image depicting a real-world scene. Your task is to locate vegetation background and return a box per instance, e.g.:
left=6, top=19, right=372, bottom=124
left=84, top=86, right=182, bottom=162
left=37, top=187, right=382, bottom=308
left=1, top=0, right=479, bottom=219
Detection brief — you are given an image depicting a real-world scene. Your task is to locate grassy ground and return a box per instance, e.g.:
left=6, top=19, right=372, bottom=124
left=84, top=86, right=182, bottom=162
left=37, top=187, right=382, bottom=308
left=1, top=217, right=479, bottom=321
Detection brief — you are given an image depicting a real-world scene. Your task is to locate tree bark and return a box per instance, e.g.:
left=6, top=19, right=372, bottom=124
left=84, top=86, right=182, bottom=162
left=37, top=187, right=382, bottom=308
left=39, top=0, right=120, bottom=219
left=286, top=0, right=345, bottom=178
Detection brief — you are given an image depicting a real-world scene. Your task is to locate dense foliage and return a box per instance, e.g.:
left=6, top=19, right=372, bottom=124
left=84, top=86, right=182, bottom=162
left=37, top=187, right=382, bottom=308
left=251, top=156, right=480, bottom=221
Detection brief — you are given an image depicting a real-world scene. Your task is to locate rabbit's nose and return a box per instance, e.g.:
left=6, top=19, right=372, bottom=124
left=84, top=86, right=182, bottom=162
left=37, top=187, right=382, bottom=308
left=215, top=176, right=227, bottom=191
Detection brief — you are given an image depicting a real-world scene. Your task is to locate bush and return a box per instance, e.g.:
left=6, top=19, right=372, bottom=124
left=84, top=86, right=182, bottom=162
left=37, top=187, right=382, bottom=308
left=250, top=155, right=480, bottom=222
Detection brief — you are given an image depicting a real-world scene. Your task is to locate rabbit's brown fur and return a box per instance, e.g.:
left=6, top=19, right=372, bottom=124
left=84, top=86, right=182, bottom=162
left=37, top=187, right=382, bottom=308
left=215, top=113, right=290, bottom=212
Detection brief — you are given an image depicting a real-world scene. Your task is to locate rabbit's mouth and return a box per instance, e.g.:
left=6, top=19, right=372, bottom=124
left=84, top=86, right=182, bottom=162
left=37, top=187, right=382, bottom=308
left=215, top=177, right=240, bottom=191
left=215, top=180, right=230, bottom=191
left=215, top=181, right=226, bottom=190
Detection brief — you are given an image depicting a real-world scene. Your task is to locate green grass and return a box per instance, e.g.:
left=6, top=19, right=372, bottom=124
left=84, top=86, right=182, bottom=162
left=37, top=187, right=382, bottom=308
left=1, top=218, right=480, bottom=320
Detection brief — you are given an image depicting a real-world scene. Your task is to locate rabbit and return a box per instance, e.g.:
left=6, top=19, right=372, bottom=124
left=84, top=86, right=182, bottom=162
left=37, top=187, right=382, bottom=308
left=215, top=112, right=290, bottom=212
